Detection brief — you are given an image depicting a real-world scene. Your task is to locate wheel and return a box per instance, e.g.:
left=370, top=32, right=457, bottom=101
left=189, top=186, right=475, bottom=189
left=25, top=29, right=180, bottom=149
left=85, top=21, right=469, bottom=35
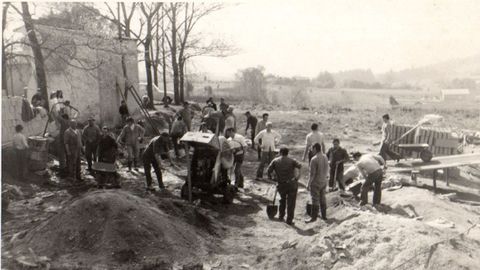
left=420, top=149, right=433, bottom=162
left=181, top=183, right=189, bottom=200
left=222, top=185, right=235, bottom=204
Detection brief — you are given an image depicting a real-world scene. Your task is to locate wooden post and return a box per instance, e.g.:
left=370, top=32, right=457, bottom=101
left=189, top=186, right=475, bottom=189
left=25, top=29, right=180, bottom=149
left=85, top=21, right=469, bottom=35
left=433, top=169, right=437, bottom=193
left=185, top=142, right=192, bottom=203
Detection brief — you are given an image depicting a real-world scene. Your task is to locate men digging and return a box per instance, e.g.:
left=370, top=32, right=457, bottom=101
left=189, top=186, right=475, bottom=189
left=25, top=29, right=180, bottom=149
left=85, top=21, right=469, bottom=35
left=117, top=117, right=145, bottom=172
left=226, top=128, right=248, bottom=188
left=254, top=122, right=281, bottom=180
left=142, top=132, right=174, bottom=192
left=306, top=143, right=329, bottom=223
left=353, top=152, right=385, bottom=206
left=267, top=146, right=301, bottom=225
left=326, top=138, right=350, bottom=193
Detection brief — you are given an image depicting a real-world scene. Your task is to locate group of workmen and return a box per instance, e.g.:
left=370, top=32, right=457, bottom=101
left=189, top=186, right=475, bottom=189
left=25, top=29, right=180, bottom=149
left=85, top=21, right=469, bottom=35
left=13, top=92, right=396, bottom=226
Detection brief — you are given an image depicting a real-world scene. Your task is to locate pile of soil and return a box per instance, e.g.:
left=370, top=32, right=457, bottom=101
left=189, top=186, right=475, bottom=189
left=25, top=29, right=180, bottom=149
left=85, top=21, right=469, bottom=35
left=12, top=190, right=218, bottom=267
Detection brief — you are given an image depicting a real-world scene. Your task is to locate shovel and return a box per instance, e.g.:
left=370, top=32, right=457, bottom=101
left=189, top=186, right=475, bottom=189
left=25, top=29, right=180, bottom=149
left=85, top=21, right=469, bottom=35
left=266, top=186, right=278, bottom=219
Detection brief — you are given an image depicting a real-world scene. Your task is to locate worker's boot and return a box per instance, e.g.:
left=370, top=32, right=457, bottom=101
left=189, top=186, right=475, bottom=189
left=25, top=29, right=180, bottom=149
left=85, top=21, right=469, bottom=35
left=320, top=205, right=327, bottom=221
left=305, top=205, right=318, bottom=223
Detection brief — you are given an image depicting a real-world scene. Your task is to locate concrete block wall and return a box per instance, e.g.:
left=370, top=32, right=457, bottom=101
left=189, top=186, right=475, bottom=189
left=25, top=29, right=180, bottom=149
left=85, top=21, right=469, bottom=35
left=2, top=96, right=47, bottom=147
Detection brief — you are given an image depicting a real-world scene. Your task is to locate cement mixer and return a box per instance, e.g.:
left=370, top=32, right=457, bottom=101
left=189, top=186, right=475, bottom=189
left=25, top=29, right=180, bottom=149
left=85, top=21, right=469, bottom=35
left=179, top=132, right=236, bottom=203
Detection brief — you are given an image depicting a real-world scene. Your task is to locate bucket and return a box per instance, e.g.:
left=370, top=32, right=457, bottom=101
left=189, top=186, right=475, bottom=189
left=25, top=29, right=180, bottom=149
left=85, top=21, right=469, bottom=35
left=28, top=136, right=49, bottom=171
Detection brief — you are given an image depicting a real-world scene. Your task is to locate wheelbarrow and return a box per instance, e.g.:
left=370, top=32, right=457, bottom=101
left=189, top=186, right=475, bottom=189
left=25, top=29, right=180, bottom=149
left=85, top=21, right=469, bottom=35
left=397, top=143, right=433, bottom=162
left=92, top=162, right=121, bottom=189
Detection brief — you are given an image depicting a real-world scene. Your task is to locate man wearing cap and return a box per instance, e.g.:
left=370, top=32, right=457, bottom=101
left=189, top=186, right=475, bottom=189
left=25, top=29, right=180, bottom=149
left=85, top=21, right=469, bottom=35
left=117, top=117, right=145, bottom=171
left=170, top=114, right=188, bottom=157
left=226, top=128, right=247, bottom=188
left=267, top=146, right=301, bottom=225
left=254, top=122, right=281, bottom=179
left=64, top=120, right=83, bottom=181
left=255, top=113, right=269, bottom=160
left=353, top=152, right=385, bottom=205
left=244, top=111, right=258, bottom=149
left=142, top=133, right=173, bottom=191
left=82, top=117, right=102, bottom=172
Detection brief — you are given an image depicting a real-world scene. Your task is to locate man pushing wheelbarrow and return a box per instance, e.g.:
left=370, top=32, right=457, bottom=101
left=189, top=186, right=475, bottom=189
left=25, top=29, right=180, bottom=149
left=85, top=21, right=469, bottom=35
left=92, top=126, right=120, bottom=189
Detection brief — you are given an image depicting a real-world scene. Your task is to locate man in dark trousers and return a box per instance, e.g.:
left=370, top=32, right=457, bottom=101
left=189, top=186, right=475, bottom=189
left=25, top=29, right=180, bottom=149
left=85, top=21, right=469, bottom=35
left=97, top=126, right=118, bottom=163
left=353, top=152, right=385, bottom=206
left=82, top=117, right=101, bottom=172
left=244, top=111, right=258, bottom=149
left=306, top=143, right=329, bottom=223
left=379, top=114, right=401, bottom=162
left=119, top=100, right=129, bottom=124
left=326, top=138, right=350, bottom=192
left=267, top=146, right=301, bottom=225
left=64, top=120, right=83, bottom=181
left=142, top=132, right=173, bottom=192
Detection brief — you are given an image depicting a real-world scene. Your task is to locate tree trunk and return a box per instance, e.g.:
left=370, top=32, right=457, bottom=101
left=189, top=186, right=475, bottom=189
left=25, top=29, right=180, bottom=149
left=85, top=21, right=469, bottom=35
left=179, top=57, right=184, bottom=103
left=170, top=5, right=179, bottom=105
left=2, top=3, right=9, bottom=94
left=21, top=2, right=48, bottom=110
left=161, top=9, right=167, bottom=99
left=144, top=41, right=154, bottom=109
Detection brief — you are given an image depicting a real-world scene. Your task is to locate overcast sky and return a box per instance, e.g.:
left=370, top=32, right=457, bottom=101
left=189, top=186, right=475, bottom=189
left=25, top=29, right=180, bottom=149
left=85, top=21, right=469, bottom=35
left=191, top=0, right=480, bottom=78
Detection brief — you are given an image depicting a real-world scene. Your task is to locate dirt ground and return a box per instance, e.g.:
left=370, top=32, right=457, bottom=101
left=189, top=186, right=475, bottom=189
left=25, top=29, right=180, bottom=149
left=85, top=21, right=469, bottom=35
left=2, top=97, right=480, bottom=269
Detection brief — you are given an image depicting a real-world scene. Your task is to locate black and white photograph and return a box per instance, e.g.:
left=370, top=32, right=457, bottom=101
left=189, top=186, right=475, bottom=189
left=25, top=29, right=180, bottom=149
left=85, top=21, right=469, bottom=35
left=1, top=0, right=480, bottom=269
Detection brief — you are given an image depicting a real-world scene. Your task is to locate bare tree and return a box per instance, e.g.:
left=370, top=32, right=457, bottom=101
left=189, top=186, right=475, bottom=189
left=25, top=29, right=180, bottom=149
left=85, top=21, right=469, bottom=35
left=10, top=2, right=49, bottom=110
left=2, top=2, right=10, bottom=93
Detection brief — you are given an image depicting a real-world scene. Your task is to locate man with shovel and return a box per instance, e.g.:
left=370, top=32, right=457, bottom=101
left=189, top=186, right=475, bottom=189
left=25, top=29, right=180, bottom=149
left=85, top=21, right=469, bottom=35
left=326, top=138, right=350, bottom=193
left=267, top=146, right=301, bottom=225
left=306, top=143, right=329, bottom=223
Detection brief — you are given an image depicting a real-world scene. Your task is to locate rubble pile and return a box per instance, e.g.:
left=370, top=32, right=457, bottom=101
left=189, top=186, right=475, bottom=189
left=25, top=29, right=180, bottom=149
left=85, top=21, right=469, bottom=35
left=12, top=190, right=218, bottom=267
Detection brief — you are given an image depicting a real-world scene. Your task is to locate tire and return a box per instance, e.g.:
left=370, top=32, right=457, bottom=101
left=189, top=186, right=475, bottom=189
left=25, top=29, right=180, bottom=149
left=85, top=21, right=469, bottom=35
left=223, top=185, right=235, bottom=204
left=420, top=149, right=433, bottom=162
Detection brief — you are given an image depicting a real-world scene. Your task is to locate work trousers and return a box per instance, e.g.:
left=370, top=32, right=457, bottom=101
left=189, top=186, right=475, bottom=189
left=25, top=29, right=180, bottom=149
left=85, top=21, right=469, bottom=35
left=329, top=164, right=345, bottom=190
left=170, top=134, right=182, bottom=157
left=257, top=139, right=262, bottom=160
left=250, top=128, right=256, bottom=148
left=66, top=150, right=81, bottom=180
left=85, top=141, right=98, bottom=170
left=379, top=142, right=401, bottom=161
left=143, top=156, right=164, bottom=188
left=234, top=154, right=244, bottom=188
left=277, top=180, right=298, bottom=223
left=15, top=148, right=28, bottom=179
left=56, top=138, right=67, bottom=170
left=126, top=143, right=140, bottom=167
left=360, top=169, right=383, bottom=205
left=310, top=185, right=327, bottom=209
left=256, top=150, right=275, bottom=178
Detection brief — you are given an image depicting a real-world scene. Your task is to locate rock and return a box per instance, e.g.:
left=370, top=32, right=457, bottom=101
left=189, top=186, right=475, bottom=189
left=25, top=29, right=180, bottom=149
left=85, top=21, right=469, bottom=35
left=282, top=240, right=299, bottom=250
left=183, top=263, right=203, bottom=270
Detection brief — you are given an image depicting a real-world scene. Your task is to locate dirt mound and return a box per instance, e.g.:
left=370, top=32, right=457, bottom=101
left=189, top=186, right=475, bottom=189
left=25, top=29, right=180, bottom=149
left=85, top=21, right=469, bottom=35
left=13, top=190, right=217, bottom=267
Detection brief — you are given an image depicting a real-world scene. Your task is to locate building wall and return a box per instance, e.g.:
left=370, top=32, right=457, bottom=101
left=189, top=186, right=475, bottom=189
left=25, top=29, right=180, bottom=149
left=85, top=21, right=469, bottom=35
left=1, top=96, right=47, bottom=147
left=8, top=24, right=139, bottom=126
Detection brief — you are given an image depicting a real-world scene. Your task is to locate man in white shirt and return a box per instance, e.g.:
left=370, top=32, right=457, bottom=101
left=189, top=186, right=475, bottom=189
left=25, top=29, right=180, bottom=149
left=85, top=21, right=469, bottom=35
left=302, top=123, right=326, bottom=162
left=353, top=152, right=385, bottom=206
left=13, top=124, right=29, bottom=180
left=226, top=128, right=247, bottom=188
left=255, top=113, right=269, bottom=160
left=254, top=122, right=281, bottom=179
left=379, top=114, right=401, bottom=162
